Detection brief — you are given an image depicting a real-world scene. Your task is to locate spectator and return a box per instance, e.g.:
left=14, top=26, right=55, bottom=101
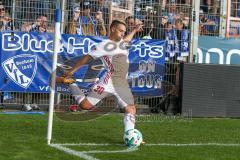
left=162, top=0, right=167, bottom=11
left=134, top=3, right=145, bottom=21
left=179, top=11, right=189, bottom=27
left=0, top=3, right=12, bottom=31
left=92, top=0, right=109, bottom=28
left=199, top=10, right=216, bottom=35
left=125, top=16, right=143, bottom=38
left=164, top=0, right=179, bottom=24
left=161, top=16, right=169, bottom=27
left=164, top=19, right=189, bottom=115
left=125, top=16, right=141, bottom=32
left=165, top=19, right=189, bottom=61
left=125, top=16, right=135, bottom=34
left=168, top=18, right=190, bottom=115
left=142, top=6, right=162, bottom=39
left=30, top=14, right=48, bottom=32
left=65, top=5, right=81, bottom=34
left=174, top=18, right=189, bottom=61
left=200, top=0, right=211, bottom=13
left=165, top=22, right=177, bottom=61
left=142, top=7, right=155, bottom=39
left=95, top=10, right=107, bottom=36
left=21, top=14, right=52, bottom=33
left=66, top=1, right=106, bottom=36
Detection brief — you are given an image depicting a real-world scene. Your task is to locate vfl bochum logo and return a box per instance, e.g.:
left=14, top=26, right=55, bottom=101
left=2, top=54, right=37, bottom=89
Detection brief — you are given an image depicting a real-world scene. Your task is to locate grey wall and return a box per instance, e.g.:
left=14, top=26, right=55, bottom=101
left=182, top=63, right=240, bottom=117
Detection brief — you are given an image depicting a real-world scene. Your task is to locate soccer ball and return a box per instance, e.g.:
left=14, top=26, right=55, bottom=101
left=124, top=129, right=143, bottom=147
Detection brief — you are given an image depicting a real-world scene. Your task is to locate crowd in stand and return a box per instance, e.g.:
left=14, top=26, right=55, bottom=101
left=0, top=1, right=216, bottom=34
left=0, top=0, right=223, bottom=37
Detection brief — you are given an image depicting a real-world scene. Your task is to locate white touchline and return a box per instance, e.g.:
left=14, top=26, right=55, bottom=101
left=54, top=142, right=240, bottom=147
left=144, top=143, right=240, bottom=147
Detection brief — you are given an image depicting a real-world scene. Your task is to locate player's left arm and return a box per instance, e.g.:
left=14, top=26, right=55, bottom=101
left=123, top=24, right=143, bottom=42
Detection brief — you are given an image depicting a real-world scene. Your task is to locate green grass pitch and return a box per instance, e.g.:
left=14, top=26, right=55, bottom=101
left=0, top=113, right=240, bottom=160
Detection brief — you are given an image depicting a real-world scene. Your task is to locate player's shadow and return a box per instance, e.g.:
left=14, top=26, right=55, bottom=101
left=55, top=96, right=117, bottom=122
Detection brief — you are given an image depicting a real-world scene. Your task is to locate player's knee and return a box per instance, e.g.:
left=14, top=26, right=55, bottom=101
left=79, top=99, right=94, bottom=110
left=125, top=105, right=136, bottom=115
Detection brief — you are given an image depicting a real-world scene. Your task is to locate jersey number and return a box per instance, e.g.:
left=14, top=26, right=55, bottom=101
left=93, top=85, right=104, bottom=95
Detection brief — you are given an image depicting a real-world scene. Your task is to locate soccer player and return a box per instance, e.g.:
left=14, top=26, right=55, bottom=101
left=63, top=19, right=143, bottom=134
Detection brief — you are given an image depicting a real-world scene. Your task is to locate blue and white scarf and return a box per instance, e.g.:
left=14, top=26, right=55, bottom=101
left=165, top=29, right=190, bottom=61
left=179, top=29, right=190, bottom=57
left=165, top=29, right=178, bottom=60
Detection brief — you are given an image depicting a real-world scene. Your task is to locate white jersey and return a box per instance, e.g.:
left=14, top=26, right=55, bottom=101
left=89, top=39, right=129, bottom=86
left=87, top=39, right=134, bottom=107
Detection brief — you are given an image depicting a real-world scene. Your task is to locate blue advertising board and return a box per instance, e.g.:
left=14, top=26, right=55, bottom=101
left=197, top=36, right=240, bottom=65
left=0, top=32, right=165, bottom=96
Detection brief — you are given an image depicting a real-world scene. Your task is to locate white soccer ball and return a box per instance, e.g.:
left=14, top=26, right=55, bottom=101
left=124, top=129, right=143, bottom=147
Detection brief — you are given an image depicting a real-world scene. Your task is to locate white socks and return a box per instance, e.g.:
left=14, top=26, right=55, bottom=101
left=69, top=83, right=85, bottom=104
left=124, top=113, right=135, bottom=132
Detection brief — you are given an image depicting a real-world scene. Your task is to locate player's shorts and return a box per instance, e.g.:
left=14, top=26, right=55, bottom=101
left=86, top=80, right=134, bottom=108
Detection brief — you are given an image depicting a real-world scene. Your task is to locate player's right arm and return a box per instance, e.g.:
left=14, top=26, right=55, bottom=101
left=63, top=55, right=93, bottom=78
left=123, top=24, right=143, bottom=42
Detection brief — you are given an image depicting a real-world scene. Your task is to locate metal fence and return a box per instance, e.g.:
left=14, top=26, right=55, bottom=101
left=226, top=0, right=240, bottom=38
left=0, top=0, right=194, bottom=115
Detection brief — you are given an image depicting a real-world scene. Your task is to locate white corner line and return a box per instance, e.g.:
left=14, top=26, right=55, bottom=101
left=49, top=143, right=100, bottom=160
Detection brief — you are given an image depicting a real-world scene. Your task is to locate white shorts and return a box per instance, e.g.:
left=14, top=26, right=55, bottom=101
left=86, top=80, right=134, bottom=108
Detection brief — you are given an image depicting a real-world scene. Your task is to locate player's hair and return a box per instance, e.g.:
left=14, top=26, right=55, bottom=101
left=110, top=20, right=126, bottom=29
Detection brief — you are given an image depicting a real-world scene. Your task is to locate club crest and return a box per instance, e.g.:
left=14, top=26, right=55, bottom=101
left=2, top=54, right=37, bottom=89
